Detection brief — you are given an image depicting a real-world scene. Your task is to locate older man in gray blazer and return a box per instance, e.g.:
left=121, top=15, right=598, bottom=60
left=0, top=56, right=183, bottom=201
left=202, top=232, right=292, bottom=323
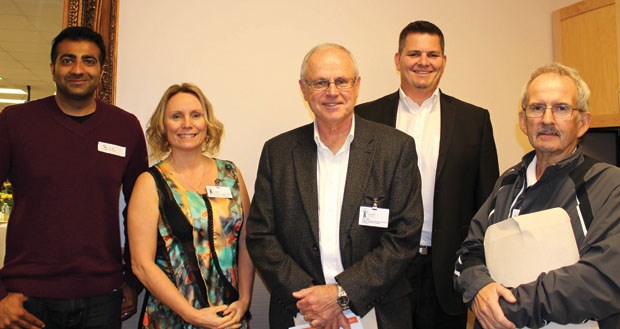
left=246, top=43, right=423, bottom=329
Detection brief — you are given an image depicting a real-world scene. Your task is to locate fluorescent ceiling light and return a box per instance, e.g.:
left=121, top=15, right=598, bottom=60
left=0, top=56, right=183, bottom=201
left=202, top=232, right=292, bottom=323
left=0, top=99, right=26, bottom=104
left=0, top=88, right=27, bottom=95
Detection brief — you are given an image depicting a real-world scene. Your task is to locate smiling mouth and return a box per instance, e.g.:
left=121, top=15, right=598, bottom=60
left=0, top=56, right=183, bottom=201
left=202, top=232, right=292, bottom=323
left=67, top=79, right=89, bottom=84
left=177, top=133, right=198, bottom=138
left=413, top=69, right=434, bottom=75
left=323, top=102, right=343, bottom=108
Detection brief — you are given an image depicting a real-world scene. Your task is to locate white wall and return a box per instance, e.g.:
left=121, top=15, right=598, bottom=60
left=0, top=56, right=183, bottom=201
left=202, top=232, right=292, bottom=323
left=116, top=0, right=579, bottom=327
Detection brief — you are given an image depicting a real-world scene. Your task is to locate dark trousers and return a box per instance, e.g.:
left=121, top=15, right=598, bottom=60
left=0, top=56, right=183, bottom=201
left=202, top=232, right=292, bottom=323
left=409, top=254, right=467, bottom=329
left=23, top=289, right=122, bottom=329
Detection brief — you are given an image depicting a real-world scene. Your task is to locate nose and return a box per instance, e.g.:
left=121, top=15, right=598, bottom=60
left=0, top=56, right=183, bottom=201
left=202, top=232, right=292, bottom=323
left=69, top=60, right=85, bottom=74
left=419, top=54, right=430, bottom=66
left=181, top=115, right=192, bottom=128
left=541, top=107, right=555, bottom=123
left=325, top=81, right=339, bottom=95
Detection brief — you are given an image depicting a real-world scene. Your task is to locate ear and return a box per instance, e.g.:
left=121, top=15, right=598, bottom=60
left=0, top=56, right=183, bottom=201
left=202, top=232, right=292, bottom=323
left=576, top=112, right=592, bottom=138
left=518, top=110, right=528, bottom=135
left=50, top=62, right=55, bottom=76
left=299, top=80, right=309, bottom=101
left=394, top=52, right=401, bottom=72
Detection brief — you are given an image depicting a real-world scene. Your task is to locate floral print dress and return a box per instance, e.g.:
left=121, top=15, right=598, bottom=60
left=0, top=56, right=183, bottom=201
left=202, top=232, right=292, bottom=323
left=139, top=159, right=246, bottom=329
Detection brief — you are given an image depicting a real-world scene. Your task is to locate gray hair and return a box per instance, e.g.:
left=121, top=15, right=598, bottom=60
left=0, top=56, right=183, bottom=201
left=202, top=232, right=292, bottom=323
left=520, top=63, right=591, bottom=112
left=299, top=43, right=359, bottom=80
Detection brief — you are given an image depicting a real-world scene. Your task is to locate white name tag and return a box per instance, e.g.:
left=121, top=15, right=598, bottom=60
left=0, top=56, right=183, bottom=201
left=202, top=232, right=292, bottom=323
left=206, top=186, right=232, bottom=198
left=358, top=206, right=389, bottom=228
left=97, top=142, right=126, bottom=157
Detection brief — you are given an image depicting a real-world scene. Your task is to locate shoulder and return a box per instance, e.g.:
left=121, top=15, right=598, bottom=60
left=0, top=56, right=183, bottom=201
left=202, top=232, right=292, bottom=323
left=97, top=102, right=144, bottom=141
left=1, top=97, right=53, bottom=119
left=263, top=123, right=313, bottom=149
left=134, top=169, right=158, bottom=191
left=585, top=160, right=620, bottom=188
left=97, top=101, right=142, bottom=125
left=440, top=91, right=489, bottom=115
left=214, top=158, right=239, bottom=172
left=355, top=91, right=399, bottom=113
left=356, top=116, right=415, bottom=150
left=357, top=116, right=405, bottom=137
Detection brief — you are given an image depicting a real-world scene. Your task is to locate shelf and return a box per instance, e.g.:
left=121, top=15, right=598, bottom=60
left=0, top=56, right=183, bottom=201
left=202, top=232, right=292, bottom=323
left=591, top=113, right=620, bottom=128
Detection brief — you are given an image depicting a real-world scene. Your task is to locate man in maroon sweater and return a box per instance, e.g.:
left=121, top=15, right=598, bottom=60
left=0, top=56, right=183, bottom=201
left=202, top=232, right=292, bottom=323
left=0, top=27, right=147, bottom=328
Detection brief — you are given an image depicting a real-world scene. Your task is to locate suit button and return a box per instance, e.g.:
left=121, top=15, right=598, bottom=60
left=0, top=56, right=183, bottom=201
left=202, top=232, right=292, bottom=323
left=312, top=245, right=319, bottom=252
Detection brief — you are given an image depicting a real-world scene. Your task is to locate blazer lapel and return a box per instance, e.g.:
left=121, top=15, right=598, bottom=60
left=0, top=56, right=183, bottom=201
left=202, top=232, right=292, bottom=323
left=437, top=91, right=455, bottom=179
left=292, top=126, right=320, bottom=244
left=384, top=91, right=400, bottom=127
left=339, top=117, right=374, bottom=265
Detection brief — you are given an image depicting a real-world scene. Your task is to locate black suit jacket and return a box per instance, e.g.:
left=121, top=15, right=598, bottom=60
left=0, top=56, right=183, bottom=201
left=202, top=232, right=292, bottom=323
left=355, top=91, right=499, bottom=315
left=247, top=116, right=424, bottom=329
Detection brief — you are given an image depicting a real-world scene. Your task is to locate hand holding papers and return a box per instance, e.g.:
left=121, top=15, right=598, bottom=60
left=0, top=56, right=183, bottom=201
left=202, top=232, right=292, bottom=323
left=484, top=208, right=598, bottom=328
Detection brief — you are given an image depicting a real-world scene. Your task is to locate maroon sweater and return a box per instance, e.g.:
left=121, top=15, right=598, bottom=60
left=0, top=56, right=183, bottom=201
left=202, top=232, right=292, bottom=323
left=0, top=96, right=148, bottom=298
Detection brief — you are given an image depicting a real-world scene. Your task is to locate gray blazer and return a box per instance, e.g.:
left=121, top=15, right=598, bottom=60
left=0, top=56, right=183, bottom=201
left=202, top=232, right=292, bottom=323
left=246, top=116, right=423, bottom=329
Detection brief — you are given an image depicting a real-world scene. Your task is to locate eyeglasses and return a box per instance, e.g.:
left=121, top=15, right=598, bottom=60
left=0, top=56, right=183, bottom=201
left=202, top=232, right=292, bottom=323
left=523, top=103, right=582, bottom=119
left=304, top=77, right=358, bottom=91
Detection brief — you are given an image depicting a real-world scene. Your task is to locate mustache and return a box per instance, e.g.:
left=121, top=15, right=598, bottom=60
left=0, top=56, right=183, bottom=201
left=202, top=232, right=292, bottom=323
left=536, top=125, right=560, bottom=136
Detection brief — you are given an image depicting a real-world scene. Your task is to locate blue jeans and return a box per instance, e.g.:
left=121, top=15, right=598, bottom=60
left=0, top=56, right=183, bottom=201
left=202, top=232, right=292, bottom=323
left=23, top=289, right=122, bottom=329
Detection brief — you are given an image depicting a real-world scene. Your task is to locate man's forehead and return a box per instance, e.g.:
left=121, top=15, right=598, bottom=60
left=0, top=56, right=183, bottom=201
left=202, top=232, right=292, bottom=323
left=529, top=73, right=577, bottom=93
left=307, top=53, right=355, bottom=75
left=56, top=40, right=100, bottom=55
left=404, top=33, right=441, bottom=45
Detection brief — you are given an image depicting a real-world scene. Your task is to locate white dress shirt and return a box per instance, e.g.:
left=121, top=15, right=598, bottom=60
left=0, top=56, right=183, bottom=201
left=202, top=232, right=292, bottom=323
left=314, top=117, right=355, bottom=284
left=396, top=88, right=441, bottom=247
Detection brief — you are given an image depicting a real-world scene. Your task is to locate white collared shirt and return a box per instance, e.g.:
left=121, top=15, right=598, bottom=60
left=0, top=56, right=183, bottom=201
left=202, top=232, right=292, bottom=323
left=396, top=88, right=441, bottom=246
left=314, top=117, right=355, bottom=284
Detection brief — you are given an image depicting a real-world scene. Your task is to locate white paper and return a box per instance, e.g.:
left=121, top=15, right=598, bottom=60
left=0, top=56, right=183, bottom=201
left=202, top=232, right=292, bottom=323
left=485, top=207, right=598, bottom=328
left=291, top=308, right=377, bottom=329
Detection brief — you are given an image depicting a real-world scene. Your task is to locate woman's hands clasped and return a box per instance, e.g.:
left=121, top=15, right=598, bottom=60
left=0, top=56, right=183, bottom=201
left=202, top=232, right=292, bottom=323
left=186, top=302, right=247, bottom=329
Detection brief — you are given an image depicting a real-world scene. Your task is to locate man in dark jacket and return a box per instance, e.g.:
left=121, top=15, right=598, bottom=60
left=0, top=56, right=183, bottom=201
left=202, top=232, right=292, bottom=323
left=455, top=63, right=620, bottom=329
left=356, top=20, right=499, bottom=329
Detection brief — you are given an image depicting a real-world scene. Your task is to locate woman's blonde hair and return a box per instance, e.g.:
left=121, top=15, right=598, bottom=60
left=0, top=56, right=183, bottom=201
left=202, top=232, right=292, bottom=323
left=146, top=83, right=224, bottom=161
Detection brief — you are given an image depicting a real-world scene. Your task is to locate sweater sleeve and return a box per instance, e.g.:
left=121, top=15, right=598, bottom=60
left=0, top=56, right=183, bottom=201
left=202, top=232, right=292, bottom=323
left=120, top=116, right=148, bottom=293
left=0, top=109, right=10, bottom=298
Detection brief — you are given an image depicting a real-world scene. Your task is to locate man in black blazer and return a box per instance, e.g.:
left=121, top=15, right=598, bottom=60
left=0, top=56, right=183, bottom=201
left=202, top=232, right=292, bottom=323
left=247, top=43, right=423, bottom=329
left=356, top=21, right=499, bottom=329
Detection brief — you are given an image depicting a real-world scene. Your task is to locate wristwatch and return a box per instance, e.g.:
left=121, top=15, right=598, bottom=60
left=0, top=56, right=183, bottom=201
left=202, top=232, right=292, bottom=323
left=337, top=284, right=350, bottom=309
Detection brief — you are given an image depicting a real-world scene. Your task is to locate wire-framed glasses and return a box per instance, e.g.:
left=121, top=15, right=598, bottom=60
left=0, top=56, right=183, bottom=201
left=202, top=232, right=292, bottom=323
left=304, top=77, right=358, bottom=91
left=523, top=103, right=581, bottom=119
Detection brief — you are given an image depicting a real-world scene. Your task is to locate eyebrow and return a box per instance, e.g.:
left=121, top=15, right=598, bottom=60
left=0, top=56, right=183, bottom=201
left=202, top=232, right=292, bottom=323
left=58, top=54, right=99, bottom=62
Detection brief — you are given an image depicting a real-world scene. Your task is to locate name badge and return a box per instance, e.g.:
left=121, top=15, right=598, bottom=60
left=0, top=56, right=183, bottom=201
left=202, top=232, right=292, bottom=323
left=206, top=186, right=232, bottom=198
left=98, top=142, right=126, bottom=157
left=359, top=206, right=389, bottom=228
